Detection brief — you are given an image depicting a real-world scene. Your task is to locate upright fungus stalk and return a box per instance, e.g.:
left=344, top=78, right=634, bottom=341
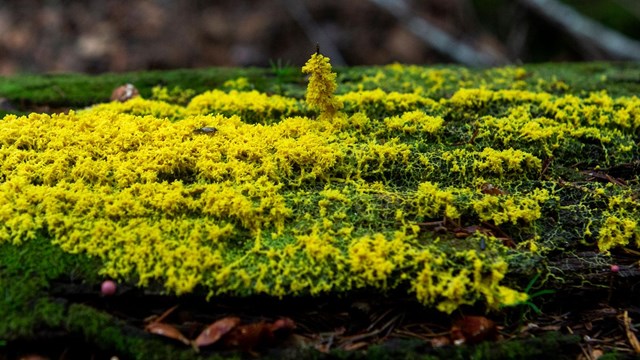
left=302, top=49, right=343, bottom=119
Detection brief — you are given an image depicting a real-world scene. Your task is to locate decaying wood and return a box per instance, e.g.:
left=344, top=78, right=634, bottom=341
left=547, top=251, right=640, bottom=291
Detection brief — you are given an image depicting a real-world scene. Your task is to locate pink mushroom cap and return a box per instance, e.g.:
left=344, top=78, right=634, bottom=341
left=101, top=280, right=117, bottom=296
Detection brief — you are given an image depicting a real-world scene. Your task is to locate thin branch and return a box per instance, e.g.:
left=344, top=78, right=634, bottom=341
left=280, top=0, right=347, bottom=66
left=519, top=0, right=640, bottom=60
left=368, top=0, right=507, bottom=67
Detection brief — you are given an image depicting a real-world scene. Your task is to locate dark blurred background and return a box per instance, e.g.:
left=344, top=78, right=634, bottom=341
left=1, top=0, right=639, bottom=75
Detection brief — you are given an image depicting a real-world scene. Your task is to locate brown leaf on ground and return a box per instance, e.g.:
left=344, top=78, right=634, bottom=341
left=480, top=183, right=508, bottom=195
left=591, top=348, right=604, bottom=359
left=144, top=322, right=191, bottom=345
left=452, top=316, right=497, bottom=345
left=221, top=317, right=296, bottom=351
left=430, top=335, right=451, bottom=348
left=110, top=83, right=139, bottom=102
left=270, top=317, right=296, bottom=332
left=222, top=322, right=268, bottom=350
left=622, top=311, right=640, bottom=353
left=193, top=316, right=241, bottom=348
left=266, top=317, right=296, bottom=344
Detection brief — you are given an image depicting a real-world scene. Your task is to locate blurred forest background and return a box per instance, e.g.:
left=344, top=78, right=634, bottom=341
left=0, top=0, right=639, bottom=75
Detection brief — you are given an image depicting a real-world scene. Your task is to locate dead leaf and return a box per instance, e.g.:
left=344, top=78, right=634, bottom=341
left=453, top=316, right=497, bottom=344
left=314, top=343, right=331, bottom=353
left=623, top=311, right=640, bottom=353
left=222, top=322, right=267, bottom=350
left=264, top=317, right=296, bottom=345
left=591, top=348, right=604, bottom=359
left=145, top=322, right=190, bottom=345
left=431, top=335, right=451, bottom=348
left=221, top=317, right=295, bottom=351
left=110, top=83, right=139, bottom=102
left=194, top=316, right=241, bottom=348
left=480, top=183, right=507, bottom=195
left=269, top=317, right=296, bottom=332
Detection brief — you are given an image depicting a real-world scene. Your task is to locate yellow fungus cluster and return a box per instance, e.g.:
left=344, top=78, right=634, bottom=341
left=472, top=189, right=551, bottom=225
left=188, top=89, right=301, bottom=122
left=442, top=147, right=542, bottom=178
left=338, top=89, right=441, bottom=115
left=384, top=110, right=444, bottom=134
left=302, top=52, right=343, bottom=118
left=412, top=249, right=527, bottom=313
left=451, top=88, right=640, bottom=160
left=1, top=54, right=639, bottom=312
left=597, top=190, right=640, bottom=253
left=412, top=181, right=552, bottom=226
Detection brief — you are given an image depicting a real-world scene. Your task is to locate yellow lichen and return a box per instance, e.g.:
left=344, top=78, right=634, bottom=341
left=597, top=216, right=639, bottom=253
left=301, top=52, right=343, bottom=119
left=472, top=189, right=551, bottom=225
left=384, top=110, right=444, bottom=134
left=474, top=147, right=542, bottom=175
left=414, top=181, right=462, bottom=220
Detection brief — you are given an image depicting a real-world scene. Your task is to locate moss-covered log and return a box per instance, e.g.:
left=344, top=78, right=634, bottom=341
left=1, top=61, right=638, bottom=358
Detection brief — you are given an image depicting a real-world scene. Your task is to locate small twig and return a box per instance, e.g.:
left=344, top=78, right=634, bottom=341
left=623, top=311, right=640, bottom=353
left=280, top=0, right=346, bottom=65
left=540, top=156, right=553, bottom=179
left=579, top=170, right=627, bottom=187
left=366, top=308, right=395, bottom=332
left=145, top=304, right=179, bottom=325
left=337, top=313, right=403, bottom=347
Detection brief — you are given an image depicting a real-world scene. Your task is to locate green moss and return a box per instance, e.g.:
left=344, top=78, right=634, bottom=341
left=0, top=236, right=100, bottom=339
left=363, top=333, right=580, bottom=360
left=0, top=235, right=226, bottom=358
left=0, top=67, right=304, bottom=110
left=2, top=62, right=640, bottom=111
left=65, top=304, right=215, bottom=360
